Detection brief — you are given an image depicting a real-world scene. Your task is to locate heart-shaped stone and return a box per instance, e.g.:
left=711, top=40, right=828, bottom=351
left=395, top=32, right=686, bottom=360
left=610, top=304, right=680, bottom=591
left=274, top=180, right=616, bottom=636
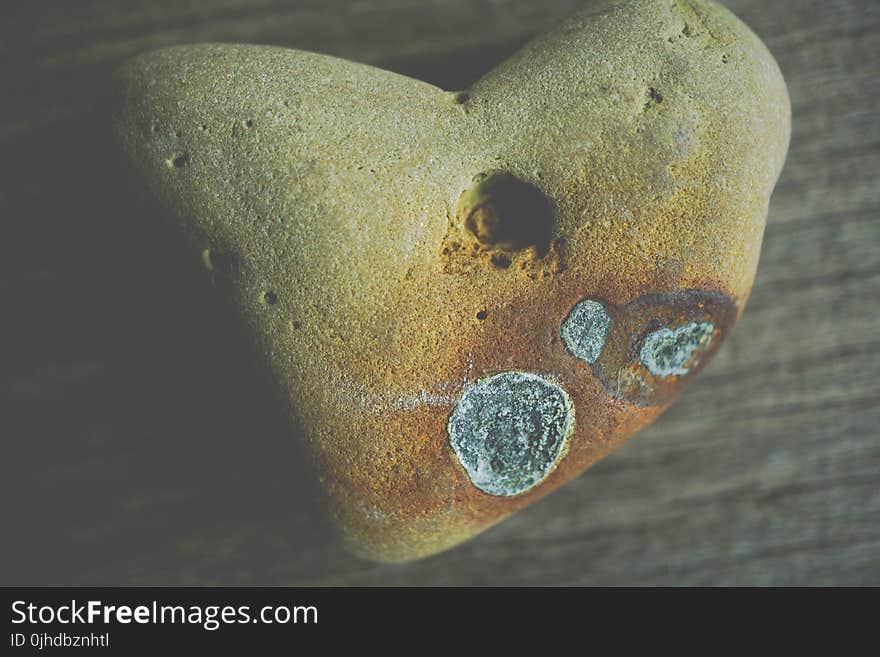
left=112, top=0, right=789, bottom=561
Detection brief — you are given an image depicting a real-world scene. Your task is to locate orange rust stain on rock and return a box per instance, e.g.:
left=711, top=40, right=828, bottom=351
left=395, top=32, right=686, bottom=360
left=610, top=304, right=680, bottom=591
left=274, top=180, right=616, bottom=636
left=321, top=266, right=737, bottom=561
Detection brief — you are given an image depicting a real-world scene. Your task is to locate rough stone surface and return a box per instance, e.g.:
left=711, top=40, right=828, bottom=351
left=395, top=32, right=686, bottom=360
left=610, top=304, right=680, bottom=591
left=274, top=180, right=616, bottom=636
left=112, top=0, right=790, bottom=561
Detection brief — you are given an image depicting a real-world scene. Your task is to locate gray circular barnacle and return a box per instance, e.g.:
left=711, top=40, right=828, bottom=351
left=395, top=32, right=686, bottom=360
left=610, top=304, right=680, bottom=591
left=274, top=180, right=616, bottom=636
left=447, top=371, right=574, bottom=496
left=560, top=299, right=612, bottom=364
left=639, top=321, right=715, bottom=377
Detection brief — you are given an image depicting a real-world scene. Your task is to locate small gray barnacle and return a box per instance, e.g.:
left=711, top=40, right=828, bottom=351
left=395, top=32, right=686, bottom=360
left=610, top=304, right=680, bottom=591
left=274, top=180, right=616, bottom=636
left=447, top=371, right=574, bottom=496
left=560, top=299, right=612, bottom=364
left=639, top=321, right=714, bottom=376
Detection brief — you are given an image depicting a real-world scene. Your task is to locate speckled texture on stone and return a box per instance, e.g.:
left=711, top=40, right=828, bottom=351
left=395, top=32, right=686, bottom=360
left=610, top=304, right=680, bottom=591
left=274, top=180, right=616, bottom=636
left=561, top=299, right=613, bottom=364
left=112, top=0, right=790, bottom=561
left=447, top=371, right=574, bottom=496
left=640, top=321, right=715, bottom=376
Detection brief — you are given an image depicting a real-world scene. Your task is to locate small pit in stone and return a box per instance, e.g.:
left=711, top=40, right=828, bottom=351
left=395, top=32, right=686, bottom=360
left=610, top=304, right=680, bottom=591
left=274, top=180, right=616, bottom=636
left=490, top=253, right=511, bottom=269
left=645, top=87, right=663, bottom=109
left=458, top=171, right=554, bottom=255
left=476, top=310, right=488, bottom=321
left=262, top=290, right=278, bottom=306
left=167, top=153, right=189, bottom=168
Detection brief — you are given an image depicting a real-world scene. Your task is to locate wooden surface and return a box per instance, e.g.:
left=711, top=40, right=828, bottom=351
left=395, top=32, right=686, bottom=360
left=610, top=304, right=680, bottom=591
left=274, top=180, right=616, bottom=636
left=2, top=0, right=878, bottom=585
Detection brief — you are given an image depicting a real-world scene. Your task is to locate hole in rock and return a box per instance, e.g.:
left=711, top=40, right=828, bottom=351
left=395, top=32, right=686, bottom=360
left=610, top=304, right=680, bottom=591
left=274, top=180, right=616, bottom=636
left=167, top=153, right=189, bottom=168
left=458, top=171, right=554, bottom=255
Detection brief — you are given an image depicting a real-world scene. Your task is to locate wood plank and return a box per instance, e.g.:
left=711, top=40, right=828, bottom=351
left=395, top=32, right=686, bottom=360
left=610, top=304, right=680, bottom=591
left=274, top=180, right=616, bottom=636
left=2, top=0, right=878, bottom=585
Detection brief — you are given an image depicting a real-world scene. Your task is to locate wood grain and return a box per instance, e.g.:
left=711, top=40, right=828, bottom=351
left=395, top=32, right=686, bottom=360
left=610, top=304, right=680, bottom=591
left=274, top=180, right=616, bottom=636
left=2, top=0, right=878, bottom=585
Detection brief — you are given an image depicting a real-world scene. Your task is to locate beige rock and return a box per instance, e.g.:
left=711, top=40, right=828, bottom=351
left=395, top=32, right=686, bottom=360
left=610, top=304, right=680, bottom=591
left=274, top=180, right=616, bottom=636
left=112, top=0, right=790, bottom=561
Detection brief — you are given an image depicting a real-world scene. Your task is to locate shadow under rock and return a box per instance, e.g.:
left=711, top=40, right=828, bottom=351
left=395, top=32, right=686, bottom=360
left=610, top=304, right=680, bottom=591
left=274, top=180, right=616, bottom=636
left=2, top=91, right=339, bottom=584
left=2, top=34, right=540, bottom=585
left=382, top=40, right=526, bottom=91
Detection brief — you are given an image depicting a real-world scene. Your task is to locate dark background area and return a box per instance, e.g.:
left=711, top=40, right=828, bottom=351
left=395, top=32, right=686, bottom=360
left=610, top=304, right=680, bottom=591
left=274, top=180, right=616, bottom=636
left=2, top=0, right=878, bottom=585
